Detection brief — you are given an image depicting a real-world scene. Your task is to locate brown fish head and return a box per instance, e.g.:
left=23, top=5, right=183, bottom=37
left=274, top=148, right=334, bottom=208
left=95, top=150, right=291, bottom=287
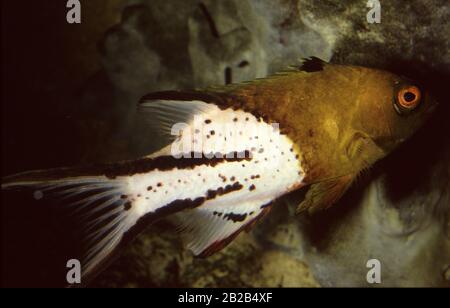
left=352, top=68, right=437, bottom=159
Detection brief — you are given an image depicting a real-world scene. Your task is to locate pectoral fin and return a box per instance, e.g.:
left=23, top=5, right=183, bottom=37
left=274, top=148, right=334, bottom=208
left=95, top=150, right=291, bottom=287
left=296, top=174, right=354, bottom=213
left=346, top=131, right=385, bottom=169
left=296, top=132, right=385, bottom=213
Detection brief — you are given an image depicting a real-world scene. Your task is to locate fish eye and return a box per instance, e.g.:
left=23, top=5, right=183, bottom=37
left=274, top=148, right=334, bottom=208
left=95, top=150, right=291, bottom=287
left=394, top=85, right=422, bottom=114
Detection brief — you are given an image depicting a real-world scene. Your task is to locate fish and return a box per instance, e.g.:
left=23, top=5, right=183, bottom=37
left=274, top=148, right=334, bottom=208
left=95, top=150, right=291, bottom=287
left=1, top=57, right=437, bottom=282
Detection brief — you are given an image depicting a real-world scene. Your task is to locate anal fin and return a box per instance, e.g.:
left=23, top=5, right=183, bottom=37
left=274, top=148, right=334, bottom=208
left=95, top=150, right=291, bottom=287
left=171, top=200, right=273, bottom=257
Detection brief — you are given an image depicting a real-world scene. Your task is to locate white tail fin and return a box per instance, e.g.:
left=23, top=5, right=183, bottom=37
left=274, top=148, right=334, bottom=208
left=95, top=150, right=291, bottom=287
left=2, top=171, right=136, bottom=283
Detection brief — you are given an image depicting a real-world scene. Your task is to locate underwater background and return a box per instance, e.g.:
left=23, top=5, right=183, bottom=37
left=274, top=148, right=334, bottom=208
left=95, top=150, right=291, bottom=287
left=1, top=0, right=449, bottom=287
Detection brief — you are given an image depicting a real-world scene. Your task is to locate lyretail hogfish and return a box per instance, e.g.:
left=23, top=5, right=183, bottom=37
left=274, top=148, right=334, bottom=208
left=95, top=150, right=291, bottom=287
left=1, top=58, right=436, bottom=281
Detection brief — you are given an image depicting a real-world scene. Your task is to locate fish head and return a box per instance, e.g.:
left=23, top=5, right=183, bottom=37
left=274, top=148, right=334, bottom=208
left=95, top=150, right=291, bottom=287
left=352, top=68, right=437, bottom=157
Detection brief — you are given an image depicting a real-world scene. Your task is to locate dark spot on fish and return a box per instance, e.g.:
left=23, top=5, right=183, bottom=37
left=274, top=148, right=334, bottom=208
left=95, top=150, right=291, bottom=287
left=195, top=129, right=200, bottom=134
left=251, top=147, right=256, bottom=152
left=249, top=184, right=256, bottom=191
left=206, top=181, right=242, bottom=200
left=124, top=202, right=132, bottom=211
left=295, top=155, right=299, bottom=159
left=147, top=186, right=152, bottom=191
left=230, top=176, right=236, bottom=181
left=205, top=119, right=211, bottom=124
left=206, top=135, right=210, bottom=139
left=258, top=148, right=264, bottom=153
left=249, top=211, right=254, bottom=215
left=210, top=130, right=215, bottom=135
left=233, top=117, right=238, bottom=122
left=290, top=148, right=293, bottom=152
left=120, top=195, right=128, bottom=199
left=178, top=179, right=181, bottom=183
left=245, top=117, right=249, bottom=121
left=218, top=174, right=227, bottom=182
left=223, top=212, right=247, bottom=223
left=137, top=194, right=141, bottom=197
left=157, top=183, right=163, bottom=187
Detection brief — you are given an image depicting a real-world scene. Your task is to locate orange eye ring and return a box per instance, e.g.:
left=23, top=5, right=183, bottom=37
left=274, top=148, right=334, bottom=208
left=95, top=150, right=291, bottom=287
left=397, top=86, right=421, bottom=109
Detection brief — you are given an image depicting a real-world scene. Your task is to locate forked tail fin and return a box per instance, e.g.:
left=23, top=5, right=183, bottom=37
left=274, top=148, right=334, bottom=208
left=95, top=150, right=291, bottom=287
left=2, top=169, right=138, bottom=285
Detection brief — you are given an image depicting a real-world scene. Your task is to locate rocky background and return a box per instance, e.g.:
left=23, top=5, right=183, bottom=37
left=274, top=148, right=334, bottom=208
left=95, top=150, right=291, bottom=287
left=1, top=0, right=449, bottom=287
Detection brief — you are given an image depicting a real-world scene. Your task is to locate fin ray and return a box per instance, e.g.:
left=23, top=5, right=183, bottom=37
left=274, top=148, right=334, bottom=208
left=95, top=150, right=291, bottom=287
left=2, top=170, right=136, bottom=283
left=139, top=97, right=217, bottom=140
left=171, top=199, right=273, bottom=257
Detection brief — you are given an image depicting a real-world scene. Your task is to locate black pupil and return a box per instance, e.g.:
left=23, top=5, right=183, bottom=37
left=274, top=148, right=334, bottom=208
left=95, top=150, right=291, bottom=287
left=404, top=92, right=416, bottom=102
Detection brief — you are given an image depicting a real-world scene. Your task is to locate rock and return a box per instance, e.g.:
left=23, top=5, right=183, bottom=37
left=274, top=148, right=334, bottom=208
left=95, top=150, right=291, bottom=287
left=188, top=1, right=268, bottom=87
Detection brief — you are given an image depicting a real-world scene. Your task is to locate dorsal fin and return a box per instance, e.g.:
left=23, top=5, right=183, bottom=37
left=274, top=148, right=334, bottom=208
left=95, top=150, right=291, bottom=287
left=138, top=93, right=219, bottom=142
left=139, top=90, right=218, bottom=105
left=299, top=56, right=326, bottom=73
